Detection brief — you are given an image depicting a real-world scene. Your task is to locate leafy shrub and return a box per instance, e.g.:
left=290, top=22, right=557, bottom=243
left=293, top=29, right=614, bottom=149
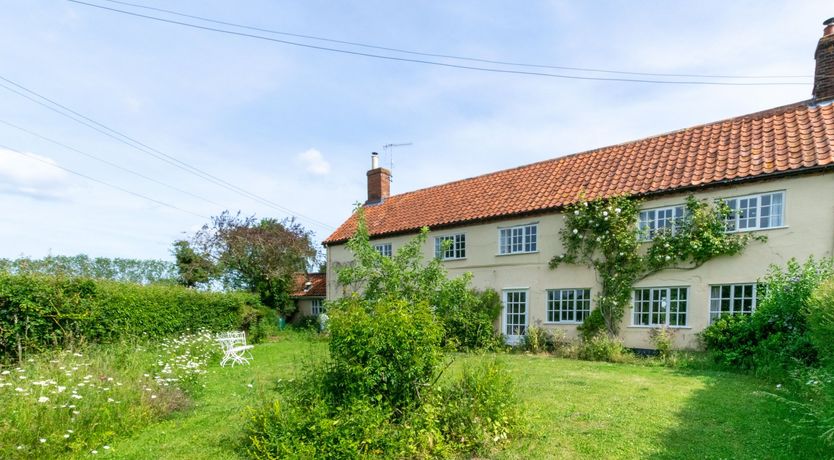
left=245, top=395, right=429, bottom=459
left=577, top=308, right=607, bottom=341
left=437, top=287, right=504, bottom=351
left=0, top=273, right=262, bottom=361
left=701, top=257, right=833, bottom=375
left=808, top=278, right=834, bottom=365
left=648, top=327, right=675, bottom=360
left=435, top=360, right=521, bottom=454
left=700, top=314, right=757, bottom=368
left=248, top=315, right=281, bottom=344
left=578, top=333, right=629, bottom=362
left=520, top=322, right=566, bottom=354
left=327, top=297, right=444, bottom=411
left=290, top=314, right=320, bottom=331
left=243, top=214, right=523, bottom=458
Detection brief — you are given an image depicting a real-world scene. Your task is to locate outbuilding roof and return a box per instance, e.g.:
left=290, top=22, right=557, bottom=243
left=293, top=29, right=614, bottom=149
left=290, top=273, right=326, bottom=298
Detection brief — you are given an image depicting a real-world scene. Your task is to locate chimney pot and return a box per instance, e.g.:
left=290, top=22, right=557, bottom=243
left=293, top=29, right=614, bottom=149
left=825, top=17, right=834, bottom=36
left=813, top=17, right=834, bottom=101
left=366, top=152, right=390, bottom=205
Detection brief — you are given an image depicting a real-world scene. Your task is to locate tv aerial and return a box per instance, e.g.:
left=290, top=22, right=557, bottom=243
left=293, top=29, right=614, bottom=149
left=382, top=142, right=412, bottom=182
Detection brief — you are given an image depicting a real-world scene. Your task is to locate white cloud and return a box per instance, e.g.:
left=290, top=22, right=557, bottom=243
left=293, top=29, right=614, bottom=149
left=0, top=148, right=71, bottom=200
left=297, top=148, right=331, bottom=175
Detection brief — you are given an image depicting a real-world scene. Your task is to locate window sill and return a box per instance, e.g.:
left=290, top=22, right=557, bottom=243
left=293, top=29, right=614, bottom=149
left=439, top=257, right=467, bottom=262
left=725, top=225, right=788, bottom=234
left=542, top=321, right=582, bottom=326
left=496, top=251, right=540, bottom=257
left=627, top=325, right=692, bottom=330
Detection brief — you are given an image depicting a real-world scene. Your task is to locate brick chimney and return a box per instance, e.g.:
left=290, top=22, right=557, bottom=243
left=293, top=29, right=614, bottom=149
left=366, top=152, right=390, bottom=205
left=813, top=17, right=834, bottom=102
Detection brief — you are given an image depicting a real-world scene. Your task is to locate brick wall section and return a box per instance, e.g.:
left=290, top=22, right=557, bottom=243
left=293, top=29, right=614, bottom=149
left=366, top=167, right=391, bottom=204
left=814, top=33, right=834, bottom=101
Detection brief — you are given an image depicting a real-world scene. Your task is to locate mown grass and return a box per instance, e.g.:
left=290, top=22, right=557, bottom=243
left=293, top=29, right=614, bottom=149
left=6, top=332, right=828, bottom=459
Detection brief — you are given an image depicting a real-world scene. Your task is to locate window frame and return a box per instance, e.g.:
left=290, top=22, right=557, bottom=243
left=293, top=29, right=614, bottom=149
left=631, top=286, right=689, bottom=328
left=498, top=223, right=538, bottom=255
left=434, top=233, right=466, bottom=260
left=545, top=288, right=592, bottom=324
left=311, top=298, right=325, bottom=316
left=709, top=283, right=760, bottom=323
left=637, top=204, right=686, bottom=241
left=723, top=190, right=785, bottom=232
left=373, top=243, right=393, bottom=257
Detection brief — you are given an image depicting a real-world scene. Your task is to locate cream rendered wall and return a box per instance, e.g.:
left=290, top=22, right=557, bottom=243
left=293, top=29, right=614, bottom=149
left=326, top=173, right=834, bottom=349
left=294, top=298, right=323, bottom=317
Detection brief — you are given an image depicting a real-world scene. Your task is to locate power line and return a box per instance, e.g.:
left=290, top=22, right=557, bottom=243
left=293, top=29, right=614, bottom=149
left=68, top=0, right=810, bottom=87
left=95, top=0, right=812, bottom=80
left=0, top=75, right=336, bottom=231
left=0, top=119, right=223, bottom=207
left=0, top=143, right=209, bottom=219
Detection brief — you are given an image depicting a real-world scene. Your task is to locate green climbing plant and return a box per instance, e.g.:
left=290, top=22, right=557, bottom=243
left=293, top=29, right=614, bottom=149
left=550, top=195, right=764, bottom=338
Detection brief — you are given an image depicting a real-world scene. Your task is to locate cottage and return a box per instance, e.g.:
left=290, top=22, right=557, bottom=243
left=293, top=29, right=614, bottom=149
left=289, top=272, right=327, bottom=320
left=323, top=19, right=834, bottom=349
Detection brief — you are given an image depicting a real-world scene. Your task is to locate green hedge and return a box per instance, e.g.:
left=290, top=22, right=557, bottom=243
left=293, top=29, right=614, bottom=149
left=0, top=273, right=263, bottom=361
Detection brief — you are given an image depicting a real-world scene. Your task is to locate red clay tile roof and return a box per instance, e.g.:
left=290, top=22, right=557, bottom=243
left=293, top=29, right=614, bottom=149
left=324, top=100, right=834, bottom=245
left=290, top=273, right=326, bottom=297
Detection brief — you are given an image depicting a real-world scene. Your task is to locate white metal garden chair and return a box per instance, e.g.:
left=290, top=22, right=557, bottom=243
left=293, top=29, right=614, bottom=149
left=216, top=331, right=254, bottom=366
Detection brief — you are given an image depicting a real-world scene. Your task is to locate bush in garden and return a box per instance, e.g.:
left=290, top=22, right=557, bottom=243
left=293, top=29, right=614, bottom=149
left=808, top=278, right=834, bottom=366
left=326, top=297, right=444, bottom=411
left=521, top=322, right=564, bottom=354
left=700, top=314, right=757, bottom=368
left=244, top=213, right=521, bottom=458
left=0, top=273, right=263, bottom=361
left=434, top=360, right=521, bottom=454
left=578, top=332, right=630, bottom=363
left=648, top=326, right=676, bottom=361
left=701, top=257, right=833, bottom=375
left=436, top=285, right=504, bottom=352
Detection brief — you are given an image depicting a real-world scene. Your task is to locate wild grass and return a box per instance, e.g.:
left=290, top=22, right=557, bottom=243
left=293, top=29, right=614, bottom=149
left=0, top=330, right=219, bottom=459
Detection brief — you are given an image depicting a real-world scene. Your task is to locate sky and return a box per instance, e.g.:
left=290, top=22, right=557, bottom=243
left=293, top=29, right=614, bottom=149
left=0, top=0, right=831, bottom=262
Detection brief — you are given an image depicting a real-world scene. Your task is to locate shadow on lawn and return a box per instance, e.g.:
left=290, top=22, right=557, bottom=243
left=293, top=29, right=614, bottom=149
left=647, top=369, right=827, bottom=460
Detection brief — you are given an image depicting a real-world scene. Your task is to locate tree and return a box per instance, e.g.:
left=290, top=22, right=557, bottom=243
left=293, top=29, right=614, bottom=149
left=171, top=240, right=216, bottom=288
left=177, top=211, right=318, bottom=317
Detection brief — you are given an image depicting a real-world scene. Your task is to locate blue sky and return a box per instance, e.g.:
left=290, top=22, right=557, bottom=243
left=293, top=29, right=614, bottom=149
left=0, top=1, right=830, bottom=261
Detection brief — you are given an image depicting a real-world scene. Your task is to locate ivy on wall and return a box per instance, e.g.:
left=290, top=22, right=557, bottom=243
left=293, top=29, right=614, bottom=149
left=549, top=195, right=765, bottom=338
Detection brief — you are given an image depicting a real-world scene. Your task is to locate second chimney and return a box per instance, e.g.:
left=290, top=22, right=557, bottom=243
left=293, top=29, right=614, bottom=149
left=813, top=17, right=834, bottom=102
left=366, top=152, right=390, bottom=205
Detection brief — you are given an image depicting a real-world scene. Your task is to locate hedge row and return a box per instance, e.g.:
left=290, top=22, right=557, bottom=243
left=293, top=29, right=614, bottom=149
left=0, top=273, right=264, bottom=361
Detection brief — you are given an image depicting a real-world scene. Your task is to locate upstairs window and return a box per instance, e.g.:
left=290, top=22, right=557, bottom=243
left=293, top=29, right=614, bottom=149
left=435, top=234, right=466, bottom=260
left=499, top=224, right=537, bottom=255
left=373, top=243, right=392, bottom=257
left=724, top=191, right=784, bottom=232
left=638, top=205, right=685, bottom=241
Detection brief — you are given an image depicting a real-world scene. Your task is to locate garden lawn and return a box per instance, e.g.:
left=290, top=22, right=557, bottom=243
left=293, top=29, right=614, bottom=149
left=104, top=334, right=824, bottom=459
